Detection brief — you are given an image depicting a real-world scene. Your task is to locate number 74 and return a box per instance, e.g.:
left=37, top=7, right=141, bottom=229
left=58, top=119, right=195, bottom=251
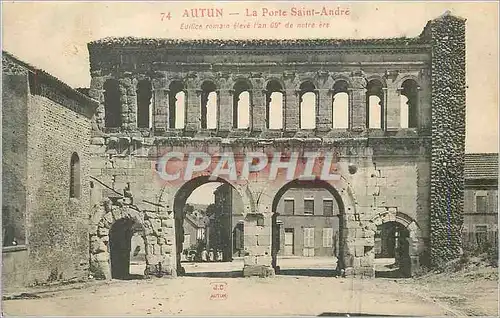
left=161, top=12, right=171, bottom=21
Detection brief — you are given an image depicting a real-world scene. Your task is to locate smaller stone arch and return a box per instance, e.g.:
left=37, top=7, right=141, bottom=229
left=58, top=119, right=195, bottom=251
left=231, top=77, right=253, bottom=90
left=332, top=75, right=353, bottom=88
left=367, top=209, right=423, bottom=277
left=89, top=202, right=171, bottom=280
left=166, top=77, right=186, bottom=88
left=263, top=77, right=286, bottom=91
left=199, top=75, right=219, bottom=87
left=297, top=77, right=320, bottom=90
left=365, top=75, right=387, bottom=88
left=395, top=75, right=421, bottom=90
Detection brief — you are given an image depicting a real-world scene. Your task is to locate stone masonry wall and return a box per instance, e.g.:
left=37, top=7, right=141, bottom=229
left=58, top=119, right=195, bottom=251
left=2, top=72, right=30, bottom=288
left=427, top=14, right=467, bottom=265
left=25, top=94, right=92, bottom=285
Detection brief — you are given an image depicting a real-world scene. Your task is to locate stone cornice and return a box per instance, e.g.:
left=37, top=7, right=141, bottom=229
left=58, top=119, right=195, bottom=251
left=92, top=134, right=431, bottom=150
left=88, top=36, right=430, bottom=49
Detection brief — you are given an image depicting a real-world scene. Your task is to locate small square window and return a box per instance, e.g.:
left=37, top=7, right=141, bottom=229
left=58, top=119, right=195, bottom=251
left=304, top=199, right=314, bottom=215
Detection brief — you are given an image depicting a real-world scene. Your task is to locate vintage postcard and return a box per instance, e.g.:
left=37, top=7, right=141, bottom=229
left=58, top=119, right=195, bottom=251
left=1, top=1, right=498, bottom=316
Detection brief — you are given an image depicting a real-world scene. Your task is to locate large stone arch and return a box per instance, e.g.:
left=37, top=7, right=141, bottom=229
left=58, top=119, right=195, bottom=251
left=157, top=173, right=256, bottom=215
left=161, top=174, right=256, bottom=275
left=264, top=176, right=361, bottom=274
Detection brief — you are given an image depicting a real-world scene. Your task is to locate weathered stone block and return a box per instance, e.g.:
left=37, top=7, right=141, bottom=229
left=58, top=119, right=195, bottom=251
left=257, top=235, right=271, bottom=246
left=354, top=245, right=364, bottom=257
left=95, top=252, right=109, bottom=262
left=243, top=265, right=274, bottom=277
left=98, top=227, right=109, bottom=237
left=91, top=239, right=107, bottom=254
left=161, top=218, right=174, bottom=228
left=244, top=235, right=257, bottom=247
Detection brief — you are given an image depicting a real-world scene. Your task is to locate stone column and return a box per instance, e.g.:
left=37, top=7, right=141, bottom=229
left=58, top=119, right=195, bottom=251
left=242, top=213, right=274, bottom=277
left=218, top=89, right=233, bottom=132
left=350, top=77, right=367, bottom=131
left=185, top=88, right=200, bottom=132
left=317, top=88, right=332, bottom=132
left=144, top=209, right=176, bottom=277
left=118, top=78, right=131, bottom=130
left=386, top=84, right=401, bottom=130
left=154, top=89, right=169, bottom=133
left=89, top=77, right=106, bottom=132
left=284, top=89, right=299, bottom=132
left=381, top=87, right=388, bottom=131
left=252, top=89, right=266, bottom=132
left=128, top=79, right=138, bottom=131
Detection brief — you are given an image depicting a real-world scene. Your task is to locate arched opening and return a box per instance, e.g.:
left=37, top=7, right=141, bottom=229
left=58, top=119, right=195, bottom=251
left=109, top=218, right=146, bottom=280
left=173, top=176, right=245, bottom=277
left=265, top=80, right=283, bottom=129
left=299, top=81, right=316, bottom=129
left=271, top=179, right=344, bottom=277
left=232, top=81, right=251, bottom=129
left=103, top=79, right=121, bottom=128
left=201, top=81, right=218, bottom=129
left=69, top=152, right=80, bottom=199
left=374, top=221, right=411, bottom=278
left=332, top=80, right=349, bottom=129
left=400, top=79, right=419, bottom=129
left=169, top=81, right=185, bottom=129
left=137, top=79, right=153, bottom=128
left=366, top=79, right=384, bottom=129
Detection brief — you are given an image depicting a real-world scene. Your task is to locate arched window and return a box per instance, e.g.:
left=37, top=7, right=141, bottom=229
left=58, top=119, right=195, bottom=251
left=103, top=79, right=121, bottom=128
left=266, top=80, right=284, bottom=129
left=332, top=80, right=349, bottom=129
left=366, top=79, right=384, bottom=129
left=137, top=80, right=152, bottom=128
left=201, top=81, right=218, bottom=129
left=233, top=81, right=251, bottom=129
left=169, top=81, right=185, bottom=129
left=299, top=81, right=316, bottom=129
left=400, top=79, right=419, bottom=129
left=70, top=153, right=80, bottom=199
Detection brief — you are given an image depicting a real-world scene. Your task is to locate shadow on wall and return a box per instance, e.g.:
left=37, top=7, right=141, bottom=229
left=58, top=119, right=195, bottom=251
left=277, top=269, right=339, bottom=277
left=182, top=270, right=242, bottom=278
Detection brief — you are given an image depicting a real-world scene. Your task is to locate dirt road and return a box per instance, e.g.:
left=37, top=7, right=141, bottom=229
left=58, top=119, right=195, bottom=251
left=2, top=258, right=497, bottom=316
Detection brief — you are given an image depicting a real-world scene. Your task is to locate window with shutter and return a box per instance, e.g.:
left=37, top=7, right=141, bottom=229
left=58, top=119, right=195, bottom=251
left=304, top=199, right=314, bottom=215
left=323, top=228, right=333, bottom=247
left=323, top=199, right=334, bottom=216
left=475, top=195, right=487, bottom=213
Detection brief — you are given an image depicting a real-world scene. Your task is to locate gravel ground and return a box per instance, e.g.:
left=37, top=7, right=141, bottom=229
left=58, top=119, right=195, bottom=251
left=2, top=258, right=497, bottom=316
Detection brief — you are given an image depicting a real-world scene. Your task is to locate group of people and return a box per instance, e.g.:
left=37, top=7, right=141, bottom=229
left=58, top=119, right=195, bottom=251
left=200, top=248, right=224, bottom=262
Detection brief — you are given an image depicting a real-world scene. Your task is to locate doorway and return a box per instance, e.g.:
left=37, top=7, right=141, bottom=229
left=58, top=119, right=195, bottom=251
left=109, top=218, right=145, bottom=279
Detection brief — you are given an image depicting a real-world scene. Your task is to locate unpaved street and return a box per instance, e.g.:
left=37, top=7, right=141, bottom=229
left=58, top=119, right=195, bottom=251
left=2, top=258, right=498, bottom=316
left=3, top=276, right=452, bottom=316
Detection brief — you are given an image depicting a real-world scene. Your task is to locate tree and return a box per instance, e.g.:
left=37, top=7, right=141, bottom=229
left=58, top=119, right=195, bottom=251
left=183, top=203, right=194, bottom=215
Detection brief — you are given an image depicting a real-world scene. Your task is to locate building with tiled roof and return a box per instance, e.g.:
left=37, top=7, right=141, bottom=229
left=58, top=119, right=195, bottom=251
left=463, top=153, right=498, bottom=250
left=465, top=153, right=499, bottom=183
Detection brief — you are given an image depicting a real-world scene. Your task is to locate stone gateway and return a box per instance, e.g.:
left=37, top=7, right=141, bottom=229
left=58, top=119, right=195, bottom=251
left=2, top=13, right=466, bottom=288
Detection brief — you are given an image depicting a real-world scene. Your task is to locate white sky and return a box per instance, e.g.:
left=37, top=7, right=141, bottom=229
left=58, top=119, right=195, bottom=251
left=3, top=2, right=498, bottom=154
